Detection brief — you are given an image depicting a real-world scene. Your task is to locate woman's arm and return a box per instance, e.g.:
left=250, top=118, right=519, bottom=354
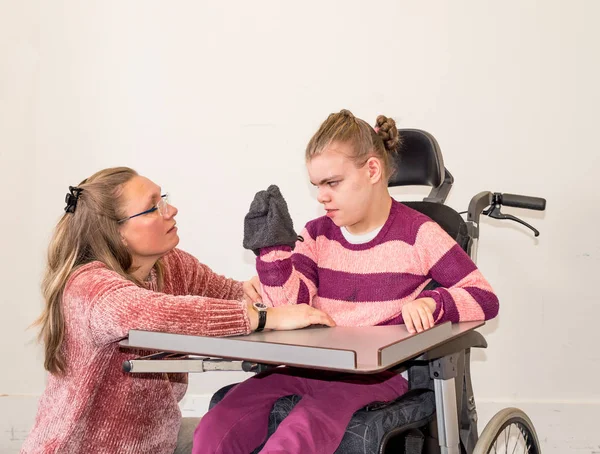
left=163, top=249, right=244, bottom=301
left=67, top=265, right=251, bottom=346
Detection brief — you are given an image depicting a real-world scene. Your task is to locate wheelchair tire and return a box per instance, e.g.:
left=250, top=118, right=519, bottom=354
left=473, top=407, right=540, bottom=454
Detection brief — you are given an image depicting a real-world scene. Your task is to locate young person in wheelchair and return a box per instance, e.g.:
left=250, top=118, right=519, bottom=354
left=193, top=110, right=499, bottom=454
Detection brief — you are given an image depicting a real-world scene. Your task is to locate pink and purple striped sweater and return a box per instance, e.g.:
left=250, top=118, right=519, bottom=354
left=257, top=200, right=499, bottom=326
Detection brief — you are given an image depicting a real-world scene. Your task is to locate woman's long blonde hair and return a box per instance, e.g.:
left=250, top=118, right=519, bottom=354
left=36, top=167, right=163, bottom=375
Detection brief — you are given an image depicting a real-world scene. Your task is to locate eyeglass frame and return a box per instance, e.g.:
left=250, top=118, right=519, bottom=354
left=117, top=193, right=170, bottom=224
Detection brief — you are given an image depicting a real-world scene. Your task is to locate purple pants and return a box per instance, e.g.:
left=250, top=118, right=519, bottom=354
left=193, top=367, right=408, bottom=454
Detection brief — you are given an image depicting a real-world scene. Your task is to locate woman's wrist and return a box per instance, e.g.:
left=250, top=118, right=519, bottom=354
left=247, top=302, right=259, bottom=331
left=264, top=307, right=276, bottom=330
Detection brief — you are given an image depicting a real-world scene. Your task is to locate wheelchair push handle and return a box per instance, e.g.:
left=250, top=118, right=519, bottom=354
left=483, top=192, right=546, bottom=237
left=499, top=193, right=546, bottom=211
left=467, top=191, right=546, bottom=239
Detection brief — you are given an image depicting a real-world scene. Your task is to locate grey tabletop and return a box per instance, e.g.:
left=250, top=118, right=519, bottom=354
left=120, top=320, right=484, bottom=374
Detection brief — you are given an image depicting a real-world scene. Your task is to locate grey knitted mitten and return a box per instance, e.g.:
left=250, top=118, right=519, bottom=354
left=243, top=185, right=299, bottom=256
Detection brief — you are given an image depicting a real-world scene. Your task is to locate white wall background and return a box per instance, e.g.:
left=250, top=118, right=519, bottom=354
left=1, top=1, right=598, bottom=453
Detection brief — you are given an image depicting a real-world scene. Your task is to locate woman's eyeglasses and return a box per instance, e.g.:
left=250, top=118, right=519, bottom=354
left=117, top=194, right=169, bottom=224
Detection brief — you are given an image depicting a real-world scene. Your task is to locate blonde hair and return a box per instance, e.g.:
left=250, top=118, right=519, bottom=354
left=305, top=109, right=401, bottom=179
left=35, top=167, right=164, bottom=374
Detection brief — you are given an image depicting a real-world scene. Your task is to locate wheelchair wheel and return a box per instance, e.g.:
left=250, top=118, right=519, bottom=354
left=473, top=407, right=540, bottom=454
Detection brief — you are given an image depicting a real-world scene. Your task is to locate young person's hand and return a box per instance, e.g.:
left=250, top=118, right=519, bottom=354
left=401, top=297, right=437, bottom=334
left=247, top=302, right=336, bottom=331
left=243, top=185, right=299, bottom=255
left=242, top=276, right=262, bottom=303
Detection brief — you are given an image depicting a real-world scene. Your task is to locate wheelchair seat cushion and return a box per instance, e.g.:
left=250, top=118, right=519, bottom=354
left=209, top=385, right=435, bottom=454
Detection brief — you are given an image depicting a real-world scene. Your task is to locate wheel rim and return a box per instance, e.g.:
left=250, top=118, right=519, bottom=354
left=488, top=418, right=538, bottom=454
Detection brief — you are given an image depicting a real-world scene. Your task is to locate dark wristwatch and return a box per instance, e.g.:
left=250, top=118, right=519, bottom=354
left=253, top=302, right=268, bottom=332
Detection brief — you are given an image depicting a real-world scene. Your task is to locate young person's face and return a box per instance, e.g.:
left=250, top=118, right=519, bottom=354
left=118, top=176, right=179, bottom=264
left=307, top=141, right=384, bottom=229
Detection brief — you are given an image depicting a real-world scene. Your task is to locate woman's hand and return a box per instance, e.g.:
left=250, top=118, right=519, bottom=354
left=242, top=276, right=262, bottom=303
left=401, top=297, right=437, bottom=334
left=247, top=302, right=336, bottom=331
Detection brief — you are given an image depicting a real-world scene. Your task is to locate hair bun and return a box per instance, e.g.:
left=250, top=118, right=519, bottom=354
left=339, top=109, right=356, bottom=120
left=375, top=115, right=400, bottom=153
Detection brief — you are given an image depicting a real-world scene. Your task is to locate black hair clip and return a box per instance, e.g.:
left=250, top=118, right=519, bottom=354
left=65, top=186, right=83, bottom=213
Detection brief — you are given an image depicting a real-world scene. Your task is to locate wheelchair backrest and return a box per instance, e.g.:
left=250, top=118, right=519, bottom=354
left=389, top=129, right=469, bottom=253
left=403, top=202, right=469, bottom=253
left=388, top=129, right=445, bottom=189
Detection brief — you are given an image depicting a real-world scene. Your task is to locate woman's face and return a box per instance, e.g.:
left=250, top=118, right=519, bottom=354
left=118, top=175, right=179, bottom=265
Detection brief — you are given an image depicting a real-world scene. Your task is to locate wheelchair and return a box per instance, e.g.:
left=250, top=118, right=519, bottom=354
left=206, top=129, right=547, bottom=454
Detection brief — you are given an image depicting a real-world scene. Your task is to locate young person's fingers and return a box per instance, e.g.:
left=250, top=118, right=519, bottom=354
left=426, top=306, right=435, bottom=327
left=402, top=307, right=415, bottom=334
left=404, top=309, right=418, bottom=334
left=411, top=309, right=424, bottom=333
left=417, top=306, right=432, bottom=330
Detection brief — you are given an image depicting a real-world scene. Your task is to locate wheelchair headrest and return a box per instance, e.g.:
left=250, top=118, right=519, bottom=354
left=388, top=129, right=445, bottom=188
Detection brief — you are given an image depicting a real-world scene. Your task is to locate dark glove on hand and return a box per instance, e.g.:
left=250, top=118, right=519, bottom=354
left=243, top=185, right=299, bottom=256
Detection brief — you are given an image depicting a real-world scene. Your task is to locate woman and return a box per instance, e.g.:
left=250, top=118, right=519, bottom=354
left=21, top=167, right=334, bottom=454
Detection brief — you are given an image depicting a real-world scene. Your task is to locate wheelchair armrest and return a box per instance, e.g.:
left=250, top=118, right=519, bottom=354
left=416, top=330, right=486, bottom=361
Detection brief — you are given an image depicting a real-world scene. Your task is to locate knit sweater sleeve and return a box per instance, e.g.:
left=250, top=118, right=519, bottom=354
left=164, top=249, right=244, bottom=301
left=67, top=264, right=251, bottom=346
left=414, top=220, right=499, bottom=323
left=254, top=226, right=319, bottom=307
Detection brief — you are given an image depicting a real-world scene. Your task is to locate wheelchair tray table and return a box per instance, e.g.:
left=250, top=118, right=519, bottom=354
left=120, top=320, right=484, bottom=374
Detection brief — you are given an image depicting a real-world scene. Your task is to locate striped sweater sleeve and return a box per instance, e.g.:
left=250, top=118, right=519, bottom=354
left=415, top=220, right=499, bottom=323
left=255, top=226, right=319, bottom=307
